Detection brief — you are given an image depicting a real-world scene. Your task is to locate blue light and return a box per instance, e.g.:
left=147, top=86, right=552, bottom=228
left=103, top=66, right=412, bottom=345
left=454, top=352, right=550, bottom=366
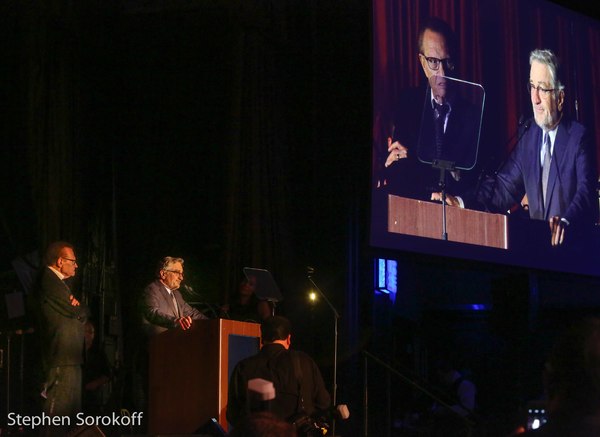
left=378, top=259, right=386, bottom=288
left=386, top=259, right=397, bottom=305
left=374, top=258, right=398, bottom=305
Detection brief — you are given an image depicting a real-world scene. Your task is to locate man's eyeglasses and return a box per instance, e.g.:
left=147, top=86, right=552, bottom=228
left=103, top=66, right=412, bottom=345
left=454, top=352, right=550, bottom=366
left=527, top=82, right=555, bottom=97
left=420, top=54, right=455, bottom=72
left=62, top=257, right=77, bottom=264
left=164, top=269, right=184, bottom=277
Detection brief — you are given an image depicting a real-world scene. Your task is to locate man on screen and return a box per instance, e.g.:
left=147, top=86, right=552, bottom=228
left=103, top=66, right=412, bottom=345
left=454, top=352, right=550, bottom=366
left=378, top=17, right=480, bottom=200
left=437, top=49, right=597, bottom=246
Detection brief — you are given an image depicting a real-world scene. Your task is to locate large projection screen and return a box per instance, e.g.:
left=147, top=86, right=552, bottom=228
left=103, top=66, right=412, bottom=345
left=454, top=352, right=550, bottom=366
left=370, top=0, right=600, bottom=276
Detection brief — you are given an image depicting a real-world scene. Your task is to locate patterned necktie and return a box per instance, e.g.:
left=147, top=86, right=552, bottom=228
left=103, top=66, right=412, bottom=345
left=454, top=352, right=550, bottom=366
left=434, top=103, right=449, bottom=158
left=541, top=133, right=551, bottom=206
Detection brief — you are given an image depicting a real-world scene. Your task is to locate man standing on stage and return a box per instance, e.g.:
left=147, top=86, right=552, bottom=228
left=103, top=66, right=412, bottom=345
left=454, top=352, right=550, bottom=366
left=35, top=241, right=88, bottom=435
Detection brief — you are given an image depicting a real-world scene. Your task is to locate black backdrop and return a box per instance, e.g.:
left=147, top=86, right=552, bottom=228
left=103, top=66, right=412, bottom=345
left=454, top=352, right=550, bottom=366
left=0, top=1, right=370, bottom=319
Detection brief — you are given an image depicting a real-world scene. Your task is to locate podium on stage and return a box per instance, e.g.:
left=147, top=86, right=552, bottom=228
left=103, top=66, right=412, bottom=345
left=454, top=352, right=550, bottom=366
left=388, top=194, right=508, bottom=249
left=148, top=318, right=261, bottom=434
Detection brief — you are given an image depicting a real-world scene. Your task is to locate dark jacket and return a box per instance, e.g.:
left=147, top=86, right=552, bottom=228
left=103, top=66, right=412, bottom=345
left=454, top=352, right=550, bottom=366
left=226, top=343, right=331, bottom=427
left=474, top=117, right=597, bottom=224
left=36, top=267, right=88, bottom=371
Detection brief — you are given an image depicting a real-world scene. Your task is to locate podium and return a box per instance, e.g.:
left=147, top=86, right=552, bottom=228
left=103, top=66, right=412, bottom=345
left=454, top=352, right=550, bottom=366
left=388, top=194, right=508, bottom=249
left=148, top=319, right=261, bottom=434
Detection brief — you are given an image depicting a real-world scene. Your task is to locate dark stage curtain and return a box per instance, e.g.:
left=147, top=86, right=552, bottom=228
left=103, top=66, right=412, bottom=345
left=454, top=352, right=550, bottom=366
left=2, top=2, right=87, bottom=258
left=222, top=2, right=292, bottom=300
left=222, top=0, right=371, bottom=320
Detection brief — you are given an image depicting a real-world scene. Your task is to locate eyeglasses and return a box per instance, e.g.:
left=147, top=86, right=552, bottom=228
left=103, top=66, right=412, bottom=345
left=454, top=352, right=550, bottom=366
left=62, top=257, right=78, bottom=264
left=527, top=82, right=555, bottom=97
left=164, top=269, right=184, bottom=277
left=420, top=54, right=455, bottom=72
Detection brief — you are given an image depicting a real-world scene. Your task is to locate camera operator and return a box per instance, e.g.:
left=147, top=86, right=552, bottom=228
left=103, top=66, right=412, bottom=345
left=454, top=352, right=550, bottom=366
left=226, top=316, right=331, bottom=434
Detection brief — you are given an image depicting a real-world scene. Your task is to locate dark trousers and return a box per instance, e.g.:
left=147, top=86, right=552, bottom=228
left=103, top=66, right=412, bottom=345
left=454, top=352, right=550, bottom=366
left=40, top=365, right=82, bottom=437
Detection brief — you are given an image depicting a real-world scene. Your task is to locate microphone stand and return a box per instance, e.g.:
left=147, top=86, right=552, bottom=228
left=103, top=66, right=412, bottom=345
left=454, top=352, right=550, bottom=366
left=308, top=272, right=340, bottom=436
left=432, top=159, right=455, bottom=240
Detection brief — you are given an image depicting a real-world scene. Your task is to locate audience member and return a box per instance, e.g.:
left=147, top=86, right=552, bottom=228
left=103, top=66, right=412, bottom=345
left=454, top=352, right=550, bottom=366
left=520, top=318, right=600, bottom=436
left=221, top=277, right=271, bottom=323
left=431, top=358, right=477, bottom=436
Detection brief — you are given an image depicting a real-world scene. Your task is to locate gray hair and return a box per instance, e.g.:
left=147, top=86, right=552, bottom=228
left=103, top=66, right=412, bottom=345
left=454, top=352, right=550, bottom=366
left=530, top=49, right=564, bottom=91
left=155, top=256, right=184, bottom=277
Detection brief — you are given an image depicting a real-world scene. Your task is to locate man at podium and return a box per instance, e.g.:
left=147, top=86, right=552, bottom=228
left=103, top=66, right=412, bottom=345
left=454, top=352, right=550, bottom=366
left=436, top=49, right=598, bottom=246
left=140, top=256, right=207, bottom=336
left=226, top=316, right=330, bottom=430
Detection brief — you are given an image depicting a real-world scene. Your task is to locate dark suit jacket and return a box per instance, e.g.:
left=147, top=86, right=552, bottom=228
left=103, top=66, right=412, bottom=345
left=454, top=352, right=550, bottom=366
left=36, top=267, right=88, bottom=371
left=417, top=95, right=480, bottom=170
left=476, top=117, right=597, bottom=224
left=376, top=85, right=481, bottom=200
left=140, top=279, right=207, bottom=336
left=226, top=343, right=331, bottom=427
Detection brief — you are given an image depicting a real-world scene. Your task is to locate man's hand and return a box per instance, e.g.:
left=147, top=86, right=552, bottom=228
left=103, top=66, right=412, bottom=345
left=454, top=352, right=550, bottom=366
left=69, top=295, right=80, bottom=306
left=177, top=316, right=193, bottom=330
left=549, top=216, right=566, bottom=246
left=430, top=192, right=461, bottom=207
left=384, top=137, right=408, bottom=167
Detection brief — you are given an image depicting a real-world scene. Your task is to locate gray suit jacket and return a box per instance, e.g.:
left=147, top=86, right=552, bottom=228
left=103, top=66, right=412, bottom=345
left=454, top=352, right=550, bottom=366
left=140, top=279, right=207, bottom=336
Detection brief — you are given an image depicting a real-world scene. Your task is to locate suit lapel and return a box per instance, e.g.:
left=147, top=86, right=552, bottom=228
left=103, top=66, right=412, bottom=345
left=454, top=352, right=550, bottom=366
left=48, top=267, right=72, bottom=298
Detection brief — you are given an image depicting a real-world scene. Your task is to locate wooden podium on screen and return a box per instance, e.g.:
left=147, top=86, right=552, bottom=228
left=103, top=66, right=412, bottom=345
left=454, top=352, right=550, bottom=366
left=388, top=194, right=508, bottom=249
left=148, top=318, right=261, bottom=434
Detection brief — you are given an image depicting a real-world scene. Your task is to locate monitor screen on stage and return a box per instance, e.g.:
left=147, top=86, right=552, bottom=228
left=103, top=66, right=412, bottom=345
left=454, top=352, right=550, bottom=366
left=370, top=0, right=600, bottom=276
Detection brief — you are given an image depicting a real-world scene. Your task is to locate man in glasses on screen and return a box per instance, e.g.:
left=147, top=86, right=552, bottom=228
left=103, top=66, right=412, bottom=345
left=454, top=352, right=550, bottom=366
left=438, top=49, right=597, bottom=246
left=379, top=17, right=479, bottom=201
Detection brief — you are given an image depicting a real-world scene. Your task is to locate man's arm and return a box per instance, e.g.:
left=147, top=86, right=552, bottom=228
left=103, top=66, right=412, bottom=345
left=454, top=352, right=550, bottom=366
left=40, top=274, right=87, bottom=322
left=177, top=294, right=208, bottom=320
left=560, top=131, right=597, bottom=225
left=432, top=146, right=526, bottom=213
left=307, top=356, right=331, bottom=411
left=546, top=125, right=596, bottom=245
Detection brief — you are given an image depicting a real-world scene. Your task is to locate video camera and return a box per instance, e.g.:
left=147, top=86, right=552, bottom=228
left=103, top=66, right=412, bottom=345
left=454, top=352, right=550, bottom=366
left=289, top=404, right=350, bottom=437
